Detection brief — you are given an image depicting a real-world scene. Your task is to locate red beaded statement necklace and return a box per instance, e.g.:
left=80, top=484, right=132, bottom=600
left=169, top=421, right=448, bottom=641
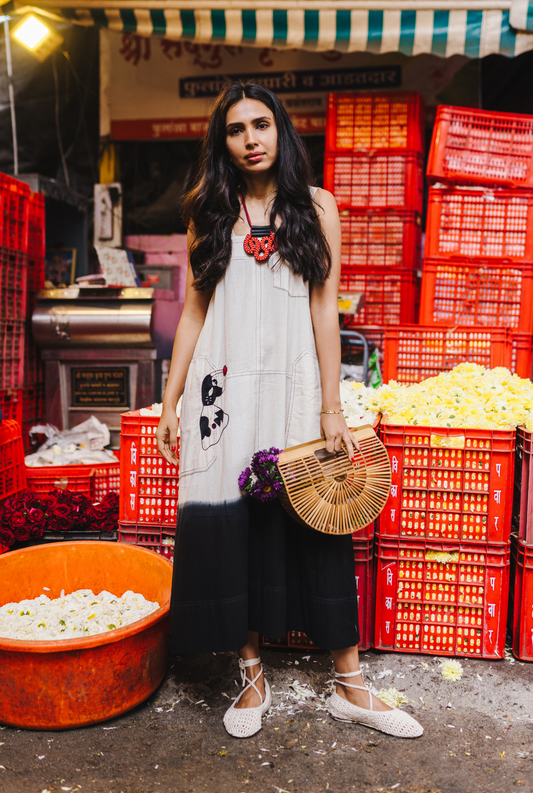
left=240, top=192, right=277, bottom=262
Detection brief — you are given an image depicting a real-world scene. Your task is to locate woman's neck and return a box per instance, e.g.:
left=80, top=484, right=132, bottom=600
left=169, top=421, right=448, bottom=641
left=240, top=172, right=277, bottom=202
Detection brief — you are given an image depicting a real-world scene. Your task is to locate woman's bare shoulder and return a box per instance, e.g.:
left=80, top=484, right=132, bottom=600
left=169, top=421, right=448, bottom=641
left=311, top=187, right=337, bottom=211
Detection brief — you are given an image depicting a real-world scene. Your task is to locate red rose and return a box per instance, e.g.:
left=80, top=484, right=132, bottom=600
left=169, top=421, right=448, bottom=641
left=52, top=504, right=71, bottom=518
left=70, top=493, right=90, bottom=508
left=0, top=528, right=15, bottom=547
left=29, top=508, right=45, bottom=524
left=11, top=511, right=26, bottom=527
left=14, top=524, right=31, bottom=542
left=100, top=520, right=117, bottom=533
left=31, top=523, right=45, bottom=539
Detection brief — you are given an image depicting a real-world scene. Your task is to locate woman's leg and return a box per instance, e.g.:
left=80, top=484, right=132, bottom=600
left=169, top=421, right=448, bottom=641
left=234, top=630, right=266, bottom=709
left=331, top=645, right=392, bottom=712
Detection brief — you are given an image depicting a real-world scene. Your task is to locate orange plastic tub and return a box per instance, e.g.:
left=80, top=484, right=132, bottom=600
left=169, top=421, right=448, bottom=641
left=0, top=541, right=172, bottom=730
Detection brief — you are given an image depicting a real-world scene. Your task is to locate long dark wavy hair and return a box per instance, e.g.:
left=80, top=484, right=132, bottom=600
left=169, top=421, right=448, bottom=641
left=182, top=81, right=331, bottom=291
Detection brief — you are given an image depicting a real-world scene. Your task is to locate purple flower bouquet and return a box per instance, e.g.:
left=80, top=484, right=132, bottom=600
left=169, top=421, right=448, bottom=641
left=238, top=447, right=283, bottom=502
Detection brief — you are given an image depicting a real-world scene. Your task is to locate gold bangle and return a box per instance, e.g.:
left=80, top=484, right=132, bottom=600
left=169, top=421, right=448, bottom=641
left=321, top=409, right=343, bottom=414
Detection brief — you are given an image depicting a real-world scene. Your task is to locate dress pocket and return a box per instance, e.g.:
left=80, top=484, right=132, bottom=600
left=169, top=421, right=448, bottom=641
left=178, top=355, right=229, bottom=477
left=285, top=351, right=322, bottom=447
left=272, top=259, right=309, bottom=298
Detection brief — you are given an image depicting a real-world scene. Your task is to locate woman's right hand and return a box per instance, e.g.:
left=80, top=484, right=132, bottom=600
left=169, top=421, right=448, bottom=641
left=156, top=406, right=180, bottom=466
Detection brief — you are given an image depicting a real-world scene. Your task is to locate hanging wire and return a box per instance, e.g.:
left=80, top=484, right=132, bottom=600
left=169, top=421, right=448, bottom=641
left=52, top=51, right=70, bottom=189
left=3, top=19, right=18, bottom=176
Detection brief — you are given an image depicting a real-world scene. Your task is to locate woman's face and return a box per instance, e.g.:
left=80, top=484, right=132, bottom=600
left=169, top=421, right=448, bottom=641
left=225, top=98, right=278, bottom=176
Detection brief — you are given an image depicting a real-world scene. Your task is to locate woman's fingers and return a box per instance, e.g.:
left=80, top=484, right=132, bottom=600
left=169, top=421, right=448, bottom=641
left=350, top=431, right=361, bottom=452
left=156, top=423, right=179, bottom=465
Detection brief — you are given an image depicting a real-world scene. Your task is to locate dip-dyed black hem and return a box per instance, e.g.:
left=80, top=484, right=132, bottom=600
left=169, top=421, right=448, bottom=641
left=169, top=498, right=360, bottom=655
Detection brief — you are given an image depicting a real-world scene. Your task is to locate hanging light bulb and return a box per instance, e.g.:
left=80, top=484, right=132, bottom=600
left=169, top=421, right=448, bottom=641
left=10, top=13, right=63, bottom=61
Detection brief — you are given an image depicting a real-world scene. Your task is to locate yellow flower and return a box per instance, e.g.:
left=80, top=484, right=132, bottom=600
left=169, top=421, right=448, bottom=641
left=371, top=364, right=533, bottom=430
left=376, top=687, right=410, bottom=708
left=441, top=659, right=464, bottom=682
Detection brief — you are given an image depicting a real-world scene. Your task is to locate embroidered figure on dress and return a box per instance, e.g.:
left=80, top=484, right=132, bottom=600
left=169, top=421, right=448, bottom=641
left=200, top=366, right=229, bottom=450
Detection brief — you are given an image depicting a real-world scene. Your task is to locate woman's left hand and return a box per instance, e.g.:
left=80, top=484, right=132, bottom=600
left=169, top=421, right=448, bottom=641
left=321, top=413, right=360, bottom=459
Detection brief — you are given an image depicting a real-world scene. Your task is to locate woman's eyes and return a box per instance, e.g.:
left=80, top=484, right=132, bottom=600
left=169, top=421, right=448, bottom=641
left=228, top=122, right=269, bottom=136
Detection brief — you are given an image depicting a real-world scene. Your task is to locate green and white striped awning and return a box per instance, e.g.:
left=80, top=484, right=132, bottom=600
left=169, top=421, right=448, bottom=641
left=10, top=1, right=533, bottom=56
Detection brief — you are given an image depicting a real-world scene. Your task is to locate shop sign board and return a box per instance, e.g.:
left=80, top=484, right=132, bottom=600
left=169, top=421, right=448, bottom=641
left=179, top=65, right=401, bottom=98
left=71, top=367, right=130, bottom=408
left=102, top=29, right=469, bottom=140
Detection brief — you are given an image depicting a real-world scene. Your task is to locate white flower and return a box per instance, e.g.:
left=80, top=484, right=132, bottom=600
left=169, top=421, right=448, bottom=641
left=441, top=659, right=464, bottom=682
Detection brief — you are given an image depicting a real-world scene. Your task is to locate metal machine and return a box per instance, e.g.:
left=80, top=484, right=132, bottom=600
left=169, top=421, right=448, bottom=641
left=32, top=285, right=182, bottom=446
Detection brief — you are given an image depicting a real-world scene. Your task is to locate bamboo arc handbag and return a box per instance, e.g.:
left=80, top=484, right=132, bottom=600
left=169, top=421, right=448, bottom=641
left=276, top=424, right=391, bottom=535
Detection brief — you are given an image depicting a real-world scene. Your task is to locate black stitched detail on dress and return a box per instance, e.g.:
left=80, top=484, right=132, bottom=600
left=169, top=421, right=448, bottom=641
left=200, top=367, right=229, bottom=450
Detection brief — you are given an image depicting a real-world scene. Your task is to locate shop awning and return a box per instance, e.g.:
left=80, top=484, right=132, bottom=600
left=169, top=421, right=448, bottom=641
left=9, top=0, right=533, bottom=56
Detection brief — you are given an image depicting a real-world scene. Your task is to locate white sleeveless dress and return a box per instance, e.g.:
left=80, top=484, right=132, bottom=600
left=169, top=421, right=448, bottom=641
left=169, top=189, right=360, bottom=654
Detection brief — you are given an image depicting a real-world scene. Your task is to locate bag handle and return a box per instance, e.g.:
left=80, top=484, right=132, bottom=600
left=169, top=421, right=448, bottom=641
left=277, top=424, right=376, bottom=464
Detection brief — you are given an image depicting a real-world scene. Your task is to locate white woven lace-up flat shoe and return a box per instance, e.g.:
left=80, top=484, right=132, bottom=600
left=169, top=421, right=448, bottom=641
left=328, top=669, right=423, bottom=738
left=223, top=657, right=272, bottom=739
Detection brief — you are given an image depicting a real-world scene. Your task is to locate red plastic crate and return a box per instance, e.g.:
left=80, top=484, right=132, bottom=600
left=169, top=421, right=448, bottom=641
left=21, top=382, right=45, bottom=454
left=425, top=185, right=533, bottom=263
left=0, top=420, right=26, bottom=504
left=0, top=317, right=25, bottom=389
left=0, top=247, right=27, bottom=321
left=511, top=333, right=533, bottom=379
left=419, top=258, right=533, bottom=333
left=26, top=459, right=120, bottom=501
left=120, top=409, right=179, bottom=526
left=379, top=422, right=515, bottom=545
left=261, top=536, right=375, bottom=652
left=383, top=325, right=512, bottom=385
left=0, top=389, right=23, bottom=427
left=326, top=91, right=424, bottom=153
left=325, top=151, right=423, bottom=212
left=27, top=191, right=45, bottom=262
left=511, top=535, right=533, bottom=661
left=118, top=522, right=176, bottom=562
left=0, top=173, right=30, bottom=252
left=340, top=209, right=421, bottom=270
left=339, top=268, right=420, bottom=326
left=427, top=105, right=533, bottom=189
left=374, top=536, right=510, bottom=658
left=515, top=428, right=533, bottom=544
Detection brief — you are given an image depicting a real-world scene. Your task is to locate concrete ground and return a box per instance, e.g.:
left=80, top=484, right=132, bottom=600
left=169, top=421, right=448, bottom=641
left=1, top=647, right=532, bottom=793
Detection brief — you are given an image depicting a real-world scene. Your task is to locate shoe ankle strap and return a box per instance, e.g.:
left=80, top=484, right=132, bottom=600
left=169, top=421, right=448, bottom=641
left=330, top=668, right=372, bottom=711
left=239, top=657, right=261, bottom=669
left=235, top=657, right=265, bottom=705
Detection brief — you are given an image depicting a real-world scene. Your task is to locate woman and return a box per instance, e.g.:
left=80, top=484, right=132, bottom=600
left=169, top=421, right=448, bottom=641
left=156, top=81, right=423, bottom=741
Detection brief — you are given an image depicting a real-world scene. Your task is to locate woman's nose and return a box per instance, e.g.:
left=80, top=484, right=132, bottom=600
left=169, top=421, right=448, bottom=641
left=244, top=128, right=257, bottom=147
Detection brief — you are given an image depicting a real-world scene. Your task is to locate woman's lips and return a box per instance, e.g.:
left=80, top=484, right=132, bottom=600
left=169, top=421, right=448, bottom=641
left=246, top=152, right=264, bottom=162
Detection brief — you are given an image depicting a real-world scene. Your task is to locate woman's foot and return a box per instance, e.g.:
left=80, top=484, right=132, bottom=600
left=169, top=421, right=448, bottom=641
left=328, top=669, right=423, bottom=738
left=223, top=657, right=272, bottom=738
left=235, top=661, right=265, bottom=709
left=334, top=677, right=392, bottom=712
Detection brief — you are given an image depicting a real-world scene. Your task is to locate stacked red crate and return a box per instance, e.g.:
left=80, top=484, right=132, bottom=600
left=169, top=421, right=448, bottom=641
left=325, top=91, right=424, bottom=328
left=510, top=428, right=533, bottom=660
left=382, top=326, right=514, bottom=385
left=0, top=175, right=29, bottom=392
left=422, top=107, right=533, bottom=379
left=0, top=419, right=27, bottom=554
left=118, top=409, right=180, bottom=562
left=375, top=422, right=515, bottom=658
left=0, top=179, right=45, bottom=453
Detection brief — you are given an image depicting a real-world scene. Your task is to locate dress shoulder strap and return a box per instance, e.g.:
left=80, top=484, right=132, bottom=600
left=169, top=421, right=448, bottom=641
left=309, top=185, right=319, bottom=198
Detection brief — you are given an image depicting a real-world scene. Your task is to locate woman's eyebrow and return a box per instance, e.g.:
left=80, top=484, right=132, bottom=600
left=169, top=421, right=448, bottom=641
left=226, top=116, right=271, bottom=130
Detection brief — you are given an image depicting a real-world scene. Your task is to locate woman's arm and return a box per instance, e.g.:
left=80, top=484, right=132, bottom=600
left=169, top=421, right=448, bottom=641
left=310, top=188, right=357, bottom=458
left=155, top=227, right=214, bottom=465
